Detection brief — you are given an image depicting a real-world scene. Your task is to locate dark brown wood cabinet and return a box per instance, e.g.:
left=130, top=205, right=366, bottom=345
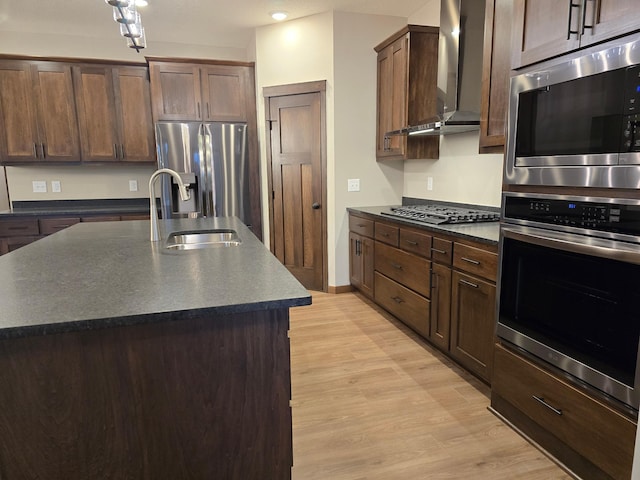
left=374, top=25, right=439, bottom=161
left=512, top=0, right=640, bottom=69
left=0, top=60, right=80, bottom=164
left=73, top=65, right=155, bottom=163
left=349, top=214, right=375, bottom=299
left=479, top=0, right=513, bottom=154
left=492, top=344, right=636, bottom=480
left=348, top=212, right=498, bottom=383
left=148, top=60, right=254, bottom=122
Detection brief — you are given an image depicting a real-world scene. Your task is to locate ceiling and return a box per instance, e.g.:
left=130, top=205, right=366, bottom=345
left=0, top=0, right=430, bottom=51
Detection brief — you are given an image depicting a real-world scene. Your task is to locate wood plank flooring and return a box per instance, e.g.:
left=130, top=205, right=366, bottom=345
left=289, top=292, right=572, bottom=479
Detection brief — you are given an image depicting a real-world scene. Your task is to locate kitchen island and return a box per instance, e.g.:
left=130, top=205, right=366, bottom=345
left=0, top=217, right=310, bottom=480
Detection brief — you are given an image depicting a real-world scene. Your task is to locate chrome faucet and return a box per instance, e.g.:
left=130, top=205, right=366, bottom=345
left=149, top=168, right=191, bottom=242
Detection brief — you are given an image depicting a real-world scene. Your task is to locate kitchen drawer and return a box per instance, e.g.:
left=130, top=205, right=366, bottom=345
left=493, top=344, right=635, bottom=480
left=399, top=228, right=431, bottom=258
left=453, top=243, right=497, bottom=282
left=375, top=242, right=430, bottom=297
left=349, top=215, right=374, bottom=238
left=39, top=217, right=80, bottom=235
left=120, top=213, right=150, bottom=221
left=0, top=218, right=39, bottom=237
left=6, top=235, right=42, bottom=252
left=375, top=272, right=430, bottom=337
left=374, top=222, right=399, bottom=246
left=431, top=237, right=452, bottom=265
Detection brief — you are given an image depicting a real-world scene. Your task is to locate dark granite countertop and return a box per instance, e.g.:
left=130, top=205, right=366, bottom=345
left=348, top=205, right=500, bottom=245
left=0, top=199, right=149, bottom=217
left=0, top=216, right=311, bottom=339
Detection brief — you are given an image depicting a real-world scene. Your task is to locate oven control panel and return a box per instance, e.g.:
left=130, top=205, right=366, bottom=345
left=504, top=195, right=640, bottom=235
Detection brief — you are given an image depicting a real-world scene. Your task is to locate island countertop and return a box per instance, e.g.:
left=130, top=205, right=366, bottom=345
left=0, top=216, right=311, bottom=339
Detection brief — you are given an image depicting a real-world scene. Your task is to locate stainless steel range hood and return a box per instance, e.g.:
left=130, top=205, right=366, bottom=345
left=393, top=0, right=486, bottom=137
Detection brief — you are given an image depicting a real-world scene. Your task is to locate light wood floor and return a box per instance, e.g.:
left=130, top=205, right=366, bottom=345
left=289, top=291, right=573, bottom=479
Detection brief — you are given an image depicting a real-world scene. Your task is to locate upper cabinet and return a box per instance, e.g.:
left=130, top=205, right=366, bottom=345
left=512, top=0, right=640, bottom=69
left=374, top=25, right=439, bottom=161
left=0, top=60, right=80, bottom=164
left=73, top=65, right=155, bottom=163
left=148, top=61, right=253, bottom=122
left=479, top=0, right=512, bottom=154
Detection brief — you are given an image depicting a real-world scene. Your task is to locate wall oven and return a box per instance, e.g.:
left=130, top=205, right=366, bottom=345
left=497, top=192, right=640, bottom=410
left=505, top=33, right=640, bottom=188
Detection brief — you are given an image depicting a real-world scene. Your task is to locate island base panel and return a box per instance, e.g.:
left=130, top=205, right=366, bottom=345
left=0, top=308, right=292, bottom=480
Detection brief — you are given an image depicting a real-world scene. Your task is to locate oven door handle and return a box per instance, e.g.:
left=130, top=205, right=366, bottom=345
left=501, top=225, right=640, bottom=265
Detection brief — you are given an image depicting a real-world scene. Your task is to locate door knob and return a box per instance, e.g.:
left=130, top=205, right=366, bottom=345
left=312, top=203, right=321, bottom=210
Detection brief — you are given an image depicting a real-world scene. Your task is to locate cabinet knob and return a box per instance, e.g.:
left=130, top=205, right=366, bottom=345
left=312, top=202, right=321, bottom=210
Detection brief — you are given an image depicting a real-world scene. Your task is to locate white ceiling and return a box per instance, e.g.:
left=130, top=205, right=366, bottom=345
left=0, top=0, right=429, bottom=50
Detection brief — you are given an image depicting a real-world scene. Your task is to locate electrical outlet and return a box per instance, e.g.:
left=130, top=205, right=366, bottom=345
left=51, top=180, right=61, bottom=193
left=427, top=177, right=433, bottom=191
left=129, top=180, right=138, bottom=192
left=32, top=181, right=47, bottom=193
left=347, top=178, right=360, bottom=192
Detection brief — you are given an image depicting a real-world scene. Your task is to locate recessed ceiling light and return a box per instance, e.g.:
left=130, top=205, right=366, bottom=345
left=135, top=0, right=148, bottom=7
left=271, top=11, right=288, bottom=21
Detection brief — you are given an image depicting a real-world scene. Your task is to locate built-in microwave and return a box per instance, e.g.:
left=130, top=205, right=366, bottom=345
left=505, top=33, right=640, bottom=188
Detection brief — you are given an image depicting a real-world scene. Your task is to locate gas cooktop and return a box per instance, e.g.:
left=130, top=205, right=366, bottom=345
left=381, top=204, right=500, bottom=225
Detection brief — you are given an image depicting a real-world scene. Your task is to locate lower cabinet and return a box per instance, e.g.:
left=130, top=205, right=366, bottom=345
left=492, top=343, right=636, bottom=480
left=348, top=212, right=497, bottom=384
left=450, top=271, right=496, bottom=382
left=0, top=213, right=150, bottom=256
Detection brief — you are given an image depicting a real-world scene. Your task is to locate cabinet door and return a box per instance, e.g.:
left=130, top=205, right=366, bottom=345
left=0, top=61, right=40, bottom=163
left=450, top=271, right=496, bottom=382
left=349, top=231, right=363, bottom=289
left=200, top=65, right=249, bottom=122
left=581, top=0, right=640, bottom=48
left=511, top=0, right=581, bottom=69
left=479, top=0, right=512, bottom=153
left=113, top=67, right=155, bottom=163
left=429, top=262, right=452, bottom=352
left=149, top=62, right=202, bottom=121
left=31, top=62, right=81, bottom=162
left=73, top=65, right=120, bottom=162
left=376, top=38, right=407, bottom=159
left=360, top=235, right=374, bottom=299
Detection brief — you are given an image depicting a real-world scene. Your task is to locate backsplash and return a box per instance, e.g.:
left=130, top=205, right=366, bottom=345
left=403, top=132, right=503, bottom=208
left=5, top=165, right=156, bottom=203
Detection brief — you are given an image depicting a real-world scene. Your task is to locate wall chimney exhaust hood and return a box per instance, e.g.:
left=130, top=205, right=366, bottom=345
left=388, top=0, right=486, bottom=137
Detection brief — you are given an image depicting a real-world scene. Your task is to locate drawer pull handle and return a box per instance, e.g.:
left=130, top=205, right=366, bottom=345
left=391, top=262, right=403, bottom=270
left=8, top=226, right=29, bottom=231
left=532, top=395, right=563, bottom=416
left=461, top=256, right=480, bottom=265
left=381, top=232, right=390, bottom=237
left=357, top=224, right=367, bottom=227
left=460, top=279, right=478, bottom=288
left=406, top=240, right=418, bottom=246
left=431, top=247, right=446, bottom=254
left=391, top=296, right=404, bottom=304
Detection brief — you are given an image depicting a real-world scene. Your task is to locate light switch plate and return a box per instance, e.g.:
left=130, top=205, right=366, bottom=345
left=51, top=180, right=61, bottom=193
left=347, top=178, right=360, bottom=192
left=129, top=180, right=138, bottom=192
left=32, top=181, right=47, bottom=193
left=427, top=177, right=433, bottom=191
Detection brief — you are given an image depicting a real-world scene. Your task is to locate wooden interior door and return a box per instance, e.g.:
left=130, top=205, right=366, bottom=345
left=267, top=87, right=325, bottom=291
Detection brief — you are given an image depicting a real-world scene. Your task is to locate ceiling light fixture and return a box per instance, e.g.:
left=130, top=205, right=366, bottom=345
left=105, top=0, right=147, bottom=52
left=135, top=0, right=148, bottom=6
left=271, top=11, right=288, bottom=21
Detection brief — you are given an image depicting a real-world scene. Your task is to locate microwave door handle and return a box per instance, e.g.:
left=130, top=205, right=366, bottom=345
left=501, top=225, right=640, bottom=265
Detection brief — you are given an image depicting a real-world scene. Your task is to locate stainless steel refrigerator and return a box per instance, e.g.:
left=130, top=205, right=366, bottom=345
left=155, top=121, right=250, bottom=225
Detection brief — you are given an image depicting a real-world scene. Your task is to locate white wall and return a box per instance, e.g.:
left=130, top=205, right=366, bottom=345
left=255, top=11, right=407, bottom=288
left=333, top=12, right=407, bottom=286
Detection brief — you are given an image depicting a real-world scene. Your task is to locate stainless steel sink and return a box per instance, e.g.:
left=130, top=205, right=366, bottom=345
left=165, top=229, right=241, bottom=250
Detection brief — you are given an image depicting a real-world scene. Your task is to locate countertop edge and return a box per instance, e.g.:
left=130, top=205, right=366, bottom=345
left=0, top=296, right=312, bottom=340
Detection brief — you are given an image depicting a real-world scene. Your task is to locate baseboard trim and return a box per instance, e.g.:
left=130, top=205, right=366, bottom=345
left=327, top=285, right=353, bottom=294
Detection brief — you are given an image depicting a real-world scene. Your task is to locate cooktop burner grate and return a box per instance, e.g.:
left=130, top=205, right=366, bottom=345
left=381, top=204, right=500, bottom=225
